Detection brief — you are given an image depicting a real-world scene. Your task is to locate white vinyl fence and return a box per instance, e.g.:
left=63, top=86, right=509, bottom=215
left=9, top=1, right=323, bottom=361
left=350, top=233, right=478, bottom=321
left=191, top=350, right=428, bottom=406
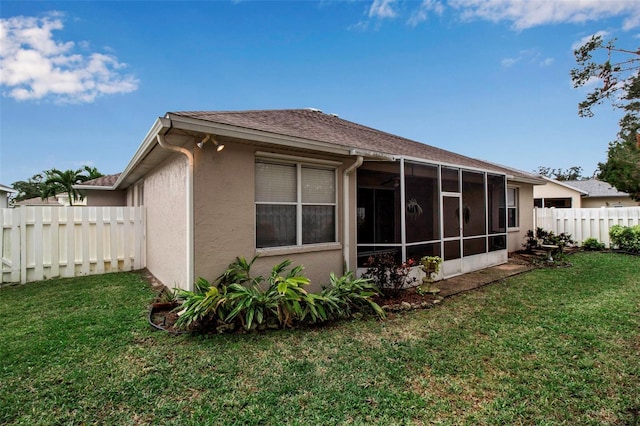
left=1, top=206, right=145, bottom=285
left=533, top=207, right=640, bottom=248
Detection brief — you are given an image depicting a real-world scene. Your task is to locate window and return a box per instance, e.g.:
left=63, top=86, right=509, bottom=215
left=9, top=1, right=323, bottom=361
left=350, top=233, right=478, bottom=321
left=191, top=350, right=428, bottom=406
left=507, top=187, right=518, bottom=228
left=534, top=198, right=572, bottom=208
left=255, top=160, right=336, bottom=248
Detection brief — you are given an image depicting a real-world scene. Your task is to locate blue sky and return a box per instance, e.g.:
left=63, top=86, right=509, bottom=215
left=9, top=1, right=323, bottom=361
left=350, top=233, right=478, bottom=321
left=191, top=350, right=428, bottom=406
left=2, top=1, right=639, bottom=186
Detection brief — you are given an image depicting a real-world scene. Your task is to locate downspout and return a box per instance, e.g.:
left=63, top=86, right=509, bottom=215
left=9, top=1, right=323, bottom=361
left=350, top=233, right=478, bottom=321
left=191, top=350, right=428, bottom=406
left=156, top=134, right=195, bottom=291
left=343, top=155, right=363, bottom=273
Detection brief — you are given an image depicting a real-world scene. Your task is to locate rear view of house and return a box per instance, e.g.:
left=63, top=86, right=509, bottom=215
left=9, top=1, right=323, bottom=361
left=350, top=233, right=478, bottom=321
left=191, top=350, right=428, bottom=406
left=95, top=109, right=543, bottom=291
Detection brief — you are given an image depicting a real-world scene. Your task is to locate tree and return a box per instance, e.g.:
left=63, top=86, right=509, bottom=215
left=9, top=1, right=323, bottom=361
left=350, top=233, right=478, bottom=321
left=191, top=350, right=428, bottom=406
left=44, top=168, right=91, bottom=206
left=533, top=166, right=586, bottom=181
left=572, top=35, right=640, bottom=200
left=11, top=173, right=46, bottom=202
left=597, top=113, right=640, bottom=201
left=11, top=167, right=104, bottom=205
left=82, top=165, right=103, bottom=181
left=571, top=35, right=640, bottom=118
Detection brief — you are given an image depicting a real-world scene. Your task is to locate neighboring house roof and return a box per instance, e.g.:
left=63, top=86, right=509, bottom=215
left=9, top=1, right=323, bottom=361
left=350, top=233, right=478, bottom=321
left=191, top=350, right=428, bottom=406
left=113, top=109, right=544, bottom=189
left=564, top=179, right=630, bottom=198
left=538, top=176, right=589, bottom=195
left=13, top=196, right=63, bottom=206
left=0, top=184, right=17, bottom=194
left=74, top=173, right=121, bottom=190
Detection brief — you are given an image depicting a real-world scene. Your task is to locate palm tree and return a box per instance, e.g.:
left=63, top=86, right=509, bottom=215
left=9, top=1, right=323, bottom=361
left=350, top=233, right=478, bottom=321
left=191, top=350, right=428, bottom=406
left=45, top=168, right=89, bottom=206
left=82, top=165, right=103, bottom=181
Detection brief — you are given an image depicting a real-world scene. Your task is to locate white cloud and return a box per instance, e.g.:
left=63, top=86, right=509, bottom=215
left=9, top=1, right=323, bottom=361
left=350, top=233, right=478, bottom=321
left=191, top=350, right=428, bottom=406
left=369, top=0, right=398, bottom=19
left=571, top=30, right=610, bottom=51
left=501, top=57, right=519, bottom=68
left=361, top=0, right=640, bottom=30
left=0, top=13, right=138, bottom=103
left=501, top=49, right=554, bottom=68
left=408, top=0, right=445, bottom=26
left=448, top=0, right=640, bottom=30
left=540, top=57, right=554, bottom=67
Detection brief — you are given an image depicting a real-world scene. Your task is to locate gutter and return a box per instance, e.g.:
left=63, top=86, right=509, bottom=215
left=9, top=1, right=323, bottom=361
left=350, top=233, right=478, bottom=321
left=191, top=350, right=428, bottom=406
left=342, top=154, right=363, bottom=272
left=156, top=130, right=195, bottom=292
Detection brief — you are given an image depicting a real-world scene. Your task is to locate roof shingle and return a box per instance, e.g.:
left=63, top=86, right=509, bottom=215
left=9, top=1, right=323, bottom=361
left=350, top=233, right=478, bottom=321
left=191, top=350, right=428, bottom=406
left=79, top=173, right=121, bottom=187
left=565, top=179, right=630, bottom=198
left=171, top=109, right=540, bottom=182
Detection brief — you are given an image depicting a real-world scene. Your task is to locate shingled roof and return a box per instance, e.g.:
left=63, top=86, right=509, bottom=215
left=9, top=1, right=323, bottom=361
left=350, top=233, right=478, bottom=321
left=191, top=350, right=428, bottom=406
left=14, top=196, right=62, bottom=206
left=75, top=173, right=121, bottom=188
left=171, top=109, right=542, bottom=183
left=564, top=179, right=631, bottom=198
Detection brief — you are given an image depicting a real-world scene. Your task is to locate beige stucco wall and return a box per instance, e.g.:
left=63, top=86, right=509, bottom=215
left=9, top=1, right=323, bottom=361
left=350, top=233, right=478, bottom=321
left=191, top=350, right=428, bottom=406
left=508, top=183, right=534, bottom=253
left=193, top=141, right=346, bottom=292
left=581, top=196, right=639, bottom=208
left=84, top=190, right=126, bottom=206
left=142, top=154, right=188, bottom=290
left=533, top=181, right=583, bottom=207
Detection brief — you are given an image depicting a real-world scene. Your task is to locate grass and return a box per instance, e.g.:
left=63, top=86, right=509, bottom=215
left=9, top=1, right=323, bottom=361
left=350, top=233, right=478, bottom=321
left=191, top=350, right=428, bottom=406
left=1, top=252, right=639, bottom=425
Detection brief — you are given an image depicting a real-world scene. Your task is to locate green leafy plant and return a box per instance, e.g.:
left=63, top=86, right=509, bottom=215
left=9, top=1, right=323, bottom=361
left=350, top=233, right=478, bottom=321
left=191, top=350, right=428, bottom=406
left=175, top=256, right=385, bottom=332
left=320, top=272, right=385, bottom=320
left=154, top=286, right=178, bottom=303
left=174, top=277, right=229, bottom=329
left=225, top=282, right=276, bottom=330
left=523, top=227, right=574, bottom=258
left=362, top=253, right=417, bottom=297
left=219, top=258, right=317, bottom=330
left=581, top=237, right=605, bottom=251
left=609, top=224, right=640, bottom=253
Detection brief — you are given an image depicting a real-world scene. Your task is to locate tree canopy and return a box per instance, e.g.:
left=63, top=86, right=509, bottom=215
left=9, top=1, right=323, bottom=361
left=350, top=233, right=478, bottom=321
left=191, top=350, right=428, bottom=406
left=572, top=35, right=640, bottom=200
left=571, top=35, right=640, bottom=118
left=533, top=166, right=586, bottom=181
left=11, top=166, right=104, bottom=205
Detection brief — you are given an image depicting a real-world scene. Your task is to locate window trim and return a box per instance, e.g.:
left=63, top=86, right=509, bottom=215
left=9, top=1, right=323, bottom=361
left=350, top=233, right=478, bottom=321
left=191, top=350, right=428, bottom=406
left=255, top=156, right=339, bottom=249
left=507, top=186, right=519, bottom=230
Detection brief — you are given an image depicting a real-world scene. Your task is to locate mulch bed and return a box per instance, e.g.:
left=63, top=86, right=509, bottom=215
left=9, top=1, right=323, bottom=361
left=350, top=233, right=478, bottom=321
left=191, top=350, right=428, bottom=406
left=148, top=286, right=444, bottom=334
left=148, top=303, right=185, bottom=334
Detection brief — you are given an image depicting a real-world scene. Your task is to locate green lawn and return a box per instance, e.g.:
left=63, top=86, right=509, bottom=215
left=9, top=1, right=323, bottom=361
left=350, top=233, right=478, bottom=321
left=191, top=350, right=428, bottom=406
left=1, top=252, right=639, bottom=425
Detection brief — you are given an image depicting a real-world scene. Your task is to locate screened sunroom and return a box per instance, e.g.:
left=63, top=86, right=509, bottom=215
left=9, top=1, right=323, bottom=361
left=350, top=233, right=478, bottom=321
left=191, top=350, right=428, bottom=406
left=356, top=157, right=508, bottom=278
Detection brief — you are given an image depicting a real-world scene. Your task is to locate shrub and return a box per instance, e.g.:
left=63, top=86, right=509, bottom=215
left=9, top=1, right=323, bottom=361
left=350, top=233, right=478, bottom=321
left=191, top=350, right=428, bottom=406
left=174, top=277, right=229, bottom=329
left=581, top=237, right=605, bottom=251
left=362, top=253, right=417, bottom=297
left=175, top=256, right=384, bottom=332
left=609, top=224, right=640, bottom=253
left=320, top=272, right=385, bottom=320
left=523, top=227, right=574, bottom=256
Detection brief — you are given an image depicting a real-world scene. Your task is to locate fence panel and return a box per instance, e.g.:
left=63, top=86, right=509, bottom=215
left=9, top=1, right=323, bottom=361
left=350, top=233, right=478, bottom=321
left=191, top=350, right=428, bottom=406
left=533, top=207, right=640, bottom=247
left=0, top=206, right=145, bottom=285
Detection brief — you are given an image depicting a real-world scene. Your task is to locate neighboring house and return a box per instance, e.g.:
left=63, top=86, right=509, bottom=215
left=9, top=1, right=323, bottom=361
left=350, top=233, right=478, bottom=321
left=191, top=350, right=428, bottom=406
left=97, top=109, right=544, bottom=291
left=13, top=196, right=63, bottom=207
left=534, top=177, right=638, bottom=208
left=73, top=173, right=127, bottom=206
left=533, top=177, right=587, bottom=208
left=0, top=184, right=17, bottom=208
left=563, top=179, right=638, bottom=208
left=14, top=174, right=126, bottom=207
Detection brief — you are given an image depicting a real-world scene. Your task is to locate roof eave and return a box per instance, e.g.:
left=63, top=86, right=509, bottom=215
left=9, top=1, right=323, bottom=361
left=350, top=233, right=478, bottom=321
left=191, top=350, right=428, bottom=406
left=165, top=113, right=354, bottom=157
left=112, top=117, right=169, bottom=189
left=72, top=185, right=119, bottom=191
left=510, top=175, right=547, bottom=185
